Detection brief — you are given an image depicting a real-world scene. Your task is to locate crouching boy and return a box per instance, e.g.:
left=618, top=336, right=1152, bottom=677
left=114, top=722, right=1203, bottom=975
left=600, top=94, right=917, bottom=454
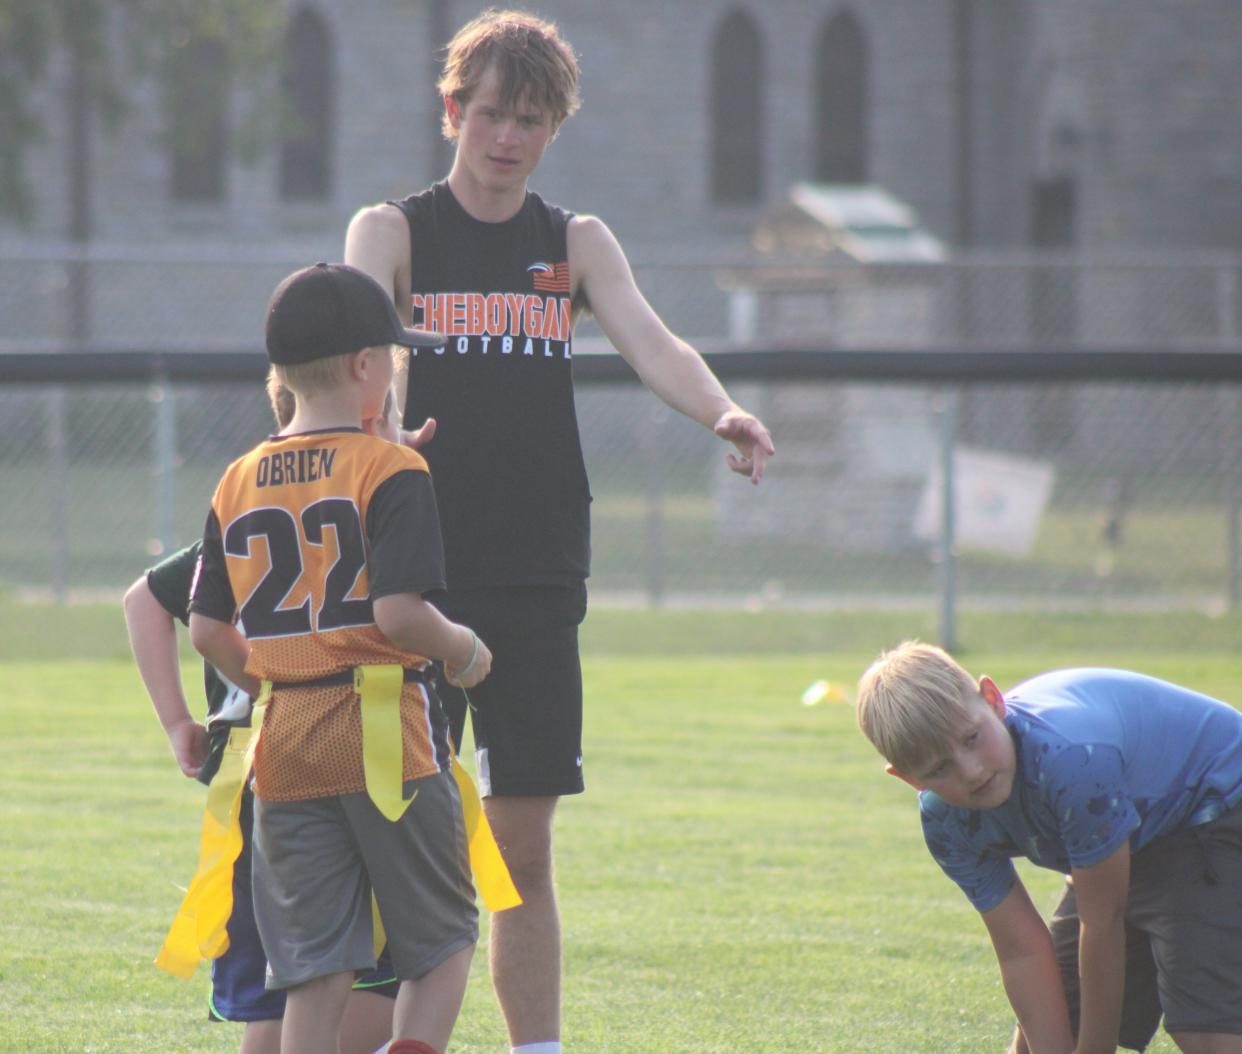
left=856, top=641, right=1242, bottom=1054
left=190, top=262, right=492, bottom=1054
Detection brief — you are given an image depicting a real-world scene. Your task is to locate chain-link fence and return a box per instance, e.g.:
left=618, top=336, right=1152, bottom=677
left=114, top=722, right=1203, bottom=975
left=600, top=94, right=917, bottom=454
left=2, top=249, right=1240, bottom=347
left=3, top=371, right=1240, bottom=632
left=3, top=248, right=1241, bottom=641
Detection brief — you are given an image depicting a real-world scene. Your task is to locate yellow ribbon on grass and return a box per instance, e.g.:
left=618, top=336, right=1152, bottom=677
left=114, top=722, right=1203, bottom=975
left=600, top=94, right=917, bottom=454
left=155, top=682, right=270, bottom=978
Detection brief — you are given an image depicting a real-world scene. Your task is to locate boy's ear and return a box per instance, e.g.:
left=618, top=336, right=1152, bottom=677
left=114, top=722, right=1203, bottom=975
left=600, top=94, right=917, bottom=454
left=350, top=346, right=389, bottom=381
left=979, top=676, right=1006, bottom=718
left=885, top=763, right=925, bottom=792
left=444, top=94, right=462, bottom=130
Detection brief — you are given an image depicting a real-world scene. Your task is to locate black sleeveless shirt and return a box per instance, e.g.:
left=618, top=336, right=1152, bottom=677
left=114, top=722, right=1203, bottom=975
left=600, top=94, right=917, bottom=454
left=392, top=182, right=590, bottom=589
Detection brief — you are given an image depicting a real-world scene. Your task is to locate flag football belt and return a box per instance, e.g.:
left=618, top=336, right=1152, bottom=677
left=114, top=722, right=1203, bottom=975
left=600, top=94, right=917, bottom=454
left=156, top=665, right=520, bottom=980
left=270, top=666, right=431, bottom=689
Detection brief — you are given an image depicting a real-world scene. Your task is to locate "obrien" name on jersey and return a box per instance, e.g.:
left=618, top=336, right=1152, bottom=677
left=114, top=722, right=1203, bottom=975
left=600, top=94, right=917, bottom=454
left=255, top=447, right=336, bottom=487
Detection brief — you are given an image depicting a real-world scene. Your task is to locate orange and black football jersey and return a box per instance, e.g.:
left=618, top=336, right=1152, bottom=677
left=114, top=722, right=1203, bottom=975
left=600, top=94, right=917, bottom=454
left=191, top=428, right=451, bottom=801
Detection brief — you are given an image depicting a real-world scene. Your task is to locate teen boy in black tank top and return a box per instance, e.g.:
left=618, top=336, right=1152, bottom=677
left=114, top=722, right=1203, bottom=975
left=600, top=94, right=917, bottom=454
left=345, top=11, right=775, bottom=1054
left=392, top=181, right=589, bottom=589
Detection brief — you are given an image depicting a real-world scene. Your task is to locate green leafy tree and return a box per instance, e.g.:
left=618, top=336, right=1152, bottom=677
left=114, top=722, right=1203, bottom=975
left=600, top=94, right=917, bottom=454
left=0, top=0, right=282, bottom=224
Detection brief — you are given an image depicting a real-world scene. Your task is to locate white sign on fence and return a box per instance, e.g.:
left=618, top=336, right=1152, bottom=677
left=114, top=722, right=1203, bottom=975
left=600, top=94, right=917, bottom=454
left=914, top=446, right=1055, bottom=557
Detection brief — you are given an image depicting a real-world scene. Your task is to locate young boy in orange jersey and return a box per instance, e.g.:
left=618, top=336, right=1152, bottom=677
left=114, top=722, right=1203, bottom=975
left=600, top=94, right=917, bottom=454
left=126, top=382, right=406, bottom=1054
left=189, top=262, right=491, bottom=1054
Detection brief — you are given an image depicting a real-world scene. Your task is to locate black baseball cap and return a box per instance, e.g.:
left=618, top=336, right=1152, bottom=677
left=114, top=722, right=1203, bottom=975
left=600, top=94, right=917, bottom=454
left=265, top=262, right=444, bottom=365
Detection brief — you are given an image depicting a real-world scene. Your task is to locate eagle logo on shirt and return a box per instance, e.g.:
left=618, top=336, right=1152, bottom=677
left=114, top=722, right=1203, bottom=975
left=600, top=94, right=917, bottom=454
left=528, top=261, right=570, bottom=293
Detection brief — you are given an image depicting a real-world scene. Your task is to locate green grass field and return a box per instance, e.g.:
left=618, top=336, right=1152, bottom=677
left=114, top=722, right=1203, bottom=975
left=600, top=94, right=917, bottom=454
left=2, top=602, right=1234, bottom=1052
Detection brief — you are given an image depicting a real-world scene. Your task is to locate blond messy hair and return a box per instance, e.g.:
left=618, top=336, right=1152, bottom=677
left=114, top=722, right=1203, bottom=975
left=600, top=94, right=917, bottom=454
left=269, top=354, right=350, bottom=402
left=438, top=8, right=581, bottom=140
left=856, top=641, right=981, bottom=775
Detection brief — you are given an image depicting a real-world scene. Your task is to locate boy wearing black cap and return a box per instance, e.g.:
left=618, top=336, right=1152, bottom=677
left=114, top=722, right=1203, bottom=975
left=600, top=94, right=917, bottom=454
left=189, top=262, right=492, bottom=1054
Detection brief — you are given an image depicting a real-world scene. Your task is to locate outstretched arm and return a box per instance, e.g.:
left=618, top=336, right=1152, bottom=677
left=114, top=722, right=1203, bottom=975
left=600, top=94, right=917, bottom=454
left=981, top=881, right=1075, bottom=1054
left=123, top=576, right=206, bottom=778
left=570, top=215, right=774, bottom=483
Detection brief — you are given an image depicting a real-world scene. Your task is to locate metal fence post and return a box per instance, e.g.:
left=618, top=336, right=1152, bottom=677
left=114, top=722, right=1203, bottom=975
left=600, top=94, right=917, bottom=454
left=153, top=372, right=176, bottom=558
left=1228, top=476, right=1239, bottom=612
left=1219, top=268, right=1240, bottom=610
left=938, top=387, right=959, bottom=651
left=47, top=388, right=69, bottom=603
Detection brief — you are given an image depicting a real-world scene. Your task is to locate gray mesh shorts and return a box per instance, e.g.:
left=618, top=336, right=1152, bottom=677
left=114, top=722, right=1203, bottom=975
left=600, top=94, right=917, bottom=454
left=252, top=767, right=478, bottom=990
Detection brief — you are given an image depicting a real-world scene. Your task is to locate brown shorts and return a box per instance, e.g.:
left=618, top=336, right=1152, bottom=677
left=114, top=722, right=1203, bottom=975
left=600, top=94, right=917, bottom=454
left=1050, top=800, right=1242, bottom=1046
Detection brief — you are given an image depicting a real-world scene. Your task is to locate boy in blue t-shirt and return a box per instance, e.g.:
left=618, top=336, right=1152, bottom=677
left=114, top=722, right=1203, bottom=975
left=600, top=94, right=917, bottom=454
left=856, top=641, right=1242, bottom=1054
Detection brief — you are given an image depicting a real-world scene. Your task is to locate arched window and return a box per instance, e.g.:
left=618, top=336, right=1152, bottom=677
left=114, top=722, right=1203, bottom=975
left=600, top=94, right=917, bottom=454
left=168, top=36, right=229, bottom=201
left=710, top=11, right=763, bottom=204
left=814, top=11, right=868, bottom=183
left=280, top=8, right=333, bottom=200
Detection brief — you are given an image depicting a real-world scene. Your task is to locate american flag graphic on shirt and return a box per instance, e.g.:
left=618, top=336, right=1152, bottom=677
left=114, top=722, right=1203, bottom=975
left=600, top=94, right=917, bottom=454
left=529, top=261, right=570, bottom=293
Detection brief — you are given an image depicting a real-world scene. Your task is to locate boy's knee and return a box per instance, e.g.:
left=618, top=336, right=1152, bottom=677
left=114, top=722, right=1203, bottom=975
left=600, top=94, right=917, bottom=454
left=483, top=797, right=557, bottom=893
left=498, top=835, right=554, bottom=894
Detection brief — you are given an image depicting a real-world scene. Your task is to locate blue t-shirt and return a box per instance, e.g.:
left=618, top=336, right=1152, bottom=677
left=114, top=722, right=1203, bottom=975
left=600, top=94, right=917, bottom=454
left=920, top=669, right=1242, bottom=912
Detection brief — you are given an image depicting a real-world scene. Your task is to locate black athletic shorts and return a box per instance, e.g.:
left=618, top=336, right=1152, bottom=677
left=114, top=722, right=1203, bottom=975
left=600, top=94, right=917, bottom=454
left=1049, top=800, right=1242, bottom=1048
left=433, top=583, right=587, bottom=798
